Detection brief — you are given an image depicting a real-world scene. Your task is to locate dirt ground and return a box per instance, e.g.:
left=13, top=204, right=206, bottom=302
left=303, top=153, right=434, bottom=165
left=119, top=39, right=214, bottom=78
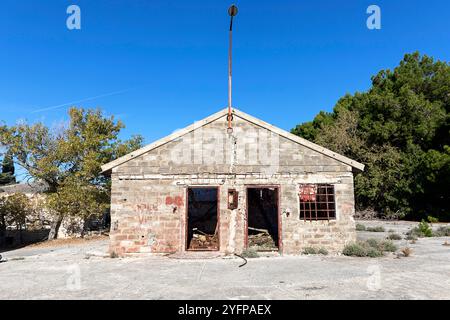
left=0, top=220, right=449, bottom=300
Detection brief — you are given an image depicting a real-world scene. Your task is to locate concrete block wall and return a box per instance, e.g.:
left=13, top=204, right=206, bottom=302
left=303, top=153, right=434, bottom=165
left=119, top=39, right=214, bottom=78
left=109, top=114, right=357, bottom=256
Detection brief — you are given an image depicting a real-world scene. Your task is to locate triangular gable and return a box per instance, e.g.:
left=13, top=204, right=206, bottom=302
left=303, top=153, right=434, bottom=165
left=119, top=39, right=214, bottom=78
left=101, top=108, right=364, bottom=173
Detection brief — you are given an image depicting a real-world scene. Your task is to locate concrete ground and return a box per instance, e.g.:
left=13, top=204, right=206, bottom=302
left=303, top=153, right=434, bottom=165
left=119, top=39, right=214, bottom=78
left=0, top=220, right=449, bottom=300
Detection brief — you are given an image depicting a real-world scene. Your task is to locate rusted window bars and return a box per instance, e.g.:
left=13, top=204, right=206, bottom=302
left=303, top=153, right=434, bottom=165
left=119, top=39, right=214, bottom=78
left=299, top=184, right=336, bottom=221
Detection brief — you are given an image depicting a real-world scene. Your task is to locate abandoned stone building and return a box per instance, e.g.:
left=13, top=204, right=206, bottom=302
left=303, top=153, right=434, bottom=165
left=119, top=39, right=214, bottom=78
left=101, top=108, right=364, bottom=256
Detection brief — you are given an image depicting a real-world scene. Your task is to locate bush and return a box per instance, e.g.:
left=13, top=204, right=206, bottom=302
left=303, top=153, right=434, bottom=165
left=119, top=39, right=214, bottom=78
left=366, top=226, right=385, bottom=232
left=241, top=247, right=259, bottom=258
left=302, top=246, right=328, bottom=255
left=380, top=240, right=397, bottom=252
left=386, top=233, right=402, bottom=240
left=405, top=234, right=418, bottom=241
left=433, top=226, right=450, bottom=237
left=343, top=243, right=369, bottom=257
left=427, top=216, right=439, bottom=223
left=342, top=239, right=397, bottom=257
left=418, top=220, right=433, bottom=237
left=401, top=247, right=412, bottom=257
left=407, top=220, right=433, bottom=238
left=366, top=247, right=384, bottom=258
left=355, top=223, right=366, bottom=231
left=366, top=238, right=379, bottom=248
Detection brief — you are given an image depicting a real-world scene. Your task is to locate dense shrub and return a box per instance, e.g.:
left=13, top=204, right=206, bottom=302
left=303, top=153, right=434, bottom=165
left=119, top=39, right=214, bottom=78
left=302, top=247, right=328, bottom=255
left=433, top=226, right=450, bottom=237
left=386, top=233, right=402, bottom=240
left=291, top=53, right=450, bottom=221
left=427, top=216, right=439, bottom=223
left=405, top=234, right=418, bottom=241
left=380, top=240, right=397, bottom=252
left=407, top=220, right=433, bottom=238
left=343, top=243, right=370, bottom=257
left=355, top=223, right=366, bottom=231
left=343, top=239, right=397, bottom=257
left=241, top=247, right=259, bottom=258
left=366, top=226, right=385, bottom=232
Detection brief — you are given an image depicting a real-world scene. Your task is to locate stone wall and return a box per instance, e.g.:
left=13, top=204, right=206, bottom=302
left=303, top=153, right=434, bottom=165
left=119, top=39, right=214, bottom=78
left=109, top=114, right=357, bottom=256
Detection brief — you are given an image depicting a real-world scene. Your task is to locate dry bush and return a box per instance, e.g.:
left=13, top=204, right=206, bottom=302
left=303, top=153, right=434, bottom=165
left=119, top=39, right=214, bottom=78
left=401, top=247, right=412, bottom=257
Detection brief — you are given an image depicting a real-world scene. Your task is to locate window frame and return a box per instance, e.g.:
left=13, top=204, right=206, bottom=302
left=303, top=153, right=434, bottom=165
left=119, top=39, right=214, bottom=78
left=299, top=184, right=336, bottom=221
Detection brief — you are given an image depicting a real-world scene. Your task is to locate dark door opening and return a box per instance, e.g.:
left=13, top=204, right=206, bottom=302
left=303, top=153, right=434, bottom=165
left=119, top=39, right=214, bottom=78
left=186, top=187, right=219, bottom=251
left=246, top=187, right=279, bottom=251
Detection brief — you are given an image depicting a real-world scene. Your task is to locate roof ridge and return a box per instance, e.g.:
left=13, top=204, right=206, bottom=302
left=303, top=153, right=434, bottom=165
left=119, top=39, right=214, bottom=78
left=101, top=108, right=364, bottom=173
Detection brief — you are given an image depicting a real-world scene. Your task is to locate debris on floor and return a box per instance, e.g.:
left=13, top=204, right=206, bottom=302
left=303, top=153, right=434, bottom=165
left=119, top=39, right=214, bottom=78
left=189, top=228, right=219, bottom=250
left=248, top=227, right=277, bottom=250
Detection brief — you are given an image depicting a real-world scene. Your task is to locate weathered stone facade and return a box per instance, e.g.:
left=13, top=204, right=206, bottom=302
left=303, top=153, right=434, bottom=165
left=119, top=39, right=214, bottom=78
left=103, top=109, right=362, bottom=256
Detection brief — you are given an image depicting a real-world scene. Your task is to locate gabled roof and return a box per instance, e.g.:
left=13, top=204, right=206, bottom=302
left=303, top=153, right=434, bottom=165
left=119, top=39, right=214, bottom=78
left=101, top=108, right=365, bottom=173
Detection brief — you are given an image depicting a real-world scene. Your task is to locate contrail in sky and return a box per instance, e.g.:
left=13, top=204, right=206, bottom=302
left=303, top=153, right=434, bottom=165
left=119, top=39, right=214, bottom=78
left=31, top=88, right=135, bottom=113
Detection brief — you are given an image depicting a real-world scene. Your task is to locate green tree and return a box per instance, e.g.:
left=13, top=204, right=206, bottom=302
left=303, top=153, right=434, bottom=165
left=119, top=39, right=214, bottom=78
left=0, top=149, right=16, bottom=185
left=0, top=193, right=33, bottom=245
left=292, top=52, right=450, bottom=220
left=0, top=107, right=143, bottom=238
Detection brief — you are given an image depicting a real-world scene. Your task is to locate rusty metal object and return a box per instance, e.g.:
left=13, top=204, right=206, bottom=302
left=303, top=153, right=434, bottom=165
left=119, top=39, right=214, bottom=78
left=299, top=184, right=336, bottom=221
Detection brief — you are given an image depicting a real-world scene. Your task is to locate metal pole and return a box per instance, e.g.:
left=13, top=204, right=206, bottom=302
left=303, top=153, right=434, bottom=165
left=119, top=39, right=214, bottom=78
left=228, top=17, right=233, bottom=131
left=227, top=5, right=237, bottom=133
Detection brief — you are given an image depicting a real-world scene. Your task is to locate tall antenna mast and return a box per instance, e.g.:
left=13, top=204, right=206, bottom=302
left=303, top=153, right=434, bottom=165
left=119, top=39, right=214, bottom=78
left=227, top=4, right=238, bottom=134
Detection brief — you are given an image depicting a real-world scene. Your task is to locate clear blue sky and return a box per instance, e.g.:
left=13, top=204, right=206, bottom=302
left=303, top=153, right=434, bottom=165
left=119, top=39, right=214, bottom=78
left=1, top=0, right=449, bottom=144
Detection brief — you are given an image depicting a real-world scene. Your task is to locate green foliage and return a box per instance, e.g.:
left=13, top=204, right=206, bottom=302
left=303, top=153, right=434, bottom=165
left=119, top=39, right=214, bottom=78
left=380, top=240, right=398, bottom=252
left=366, top=226, right=385, bottom=232
left=0, top=149, right=16, bottom=185
left=427, top=216, right=439, bottom=223
left=342, top=243, right=369, bottom=257
left=0, top=107, right=143, bottom=238
left=302, top=246, right=328, bottom=255
left=432, top=226, right=450, bottom=237
left=355, top=223, right=366, bottom=231
left=386, top=233, right=402, bottom=240
left=342, top=241, right=383, bottom=257
left=0, top=193, right=35, bottom=245
left=343, top=238, right=398, bottom=257
left=292, top=52, right=450, bottom=220
left=241, top=247, right=259, bottom=258
left=418, top=220, right=433, bottom=237
left=407, top=219, right=433, bottom=238
left=405, top=233, right=418, bottom=241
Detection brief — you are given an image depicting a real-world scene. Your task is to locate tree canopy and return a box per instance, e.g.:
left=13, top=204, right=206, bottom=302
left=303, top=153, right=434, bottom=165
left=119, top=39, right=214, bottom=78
left=292, top=52, right=450, bottom=220
left=0, top=107, right=143, bottom=238
left=0, top=149, right=16, bottom=185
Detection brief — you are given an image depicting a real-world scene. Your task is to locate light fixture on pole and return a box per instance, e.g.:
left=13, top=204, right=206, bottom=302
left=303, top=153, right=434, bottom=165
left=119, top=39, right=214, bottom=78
left=227, top=4, right=238, bottom=134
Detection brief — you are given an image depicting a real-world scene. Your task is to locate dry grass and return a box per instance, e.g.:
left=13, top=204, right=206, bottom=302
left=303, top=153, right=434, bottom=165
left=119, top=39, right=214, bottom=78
left=27, top=235, right=108, bottom=249
left=401, top=247, right=413, bottom=257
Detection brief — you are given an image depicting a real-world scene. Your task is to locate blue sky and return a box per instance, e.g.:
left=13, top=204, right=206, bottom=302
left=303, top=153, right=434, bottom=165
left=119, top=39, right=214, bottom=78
left=1, top=0, right=449, bottom=145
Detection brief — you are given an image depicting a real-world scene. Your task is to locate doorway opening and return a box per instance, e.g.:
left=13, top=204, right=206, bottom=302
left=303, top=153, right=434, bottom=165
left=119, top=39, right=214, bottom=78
left=186, top=187, right=219, bottom=251
left=246, top=187, right=279, bottom=251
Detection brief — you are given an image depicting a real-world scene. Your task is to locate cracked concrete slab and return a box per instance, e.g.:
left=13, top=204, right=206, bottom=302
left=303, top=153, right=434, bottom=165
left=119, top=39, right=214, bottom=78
left=0, top=221, right=449, bottom=299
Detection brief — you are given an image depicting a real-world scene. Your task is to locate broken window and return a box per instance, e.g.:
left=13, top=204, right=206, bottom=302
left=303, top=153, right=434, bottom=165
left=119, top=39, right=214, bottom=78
left=247, top=187, right=279, bottom=251
left=186, top=187, right=219, bottom=250
left=299, top=184, right=336, bottom=221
